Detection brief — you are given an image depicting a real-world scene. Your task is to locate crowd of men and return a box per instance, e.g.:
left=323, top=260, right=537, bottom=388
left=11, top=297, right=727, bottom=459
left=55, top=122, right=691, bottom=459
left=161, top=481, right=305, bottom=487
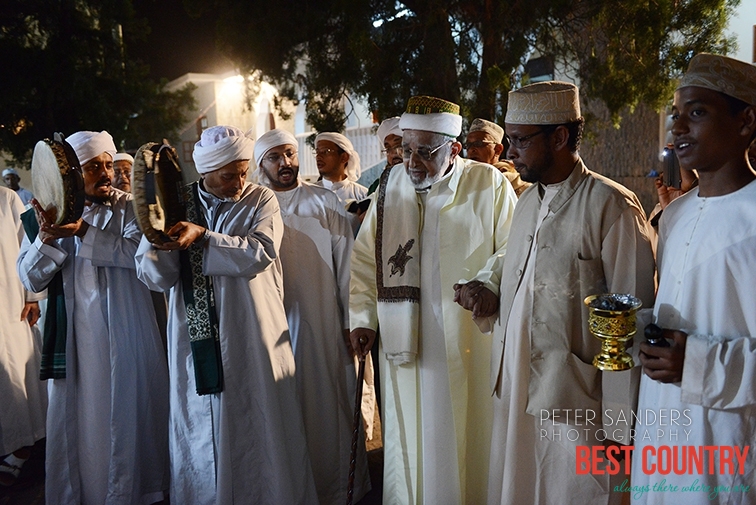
left=0, top=52, right=754, bottom=505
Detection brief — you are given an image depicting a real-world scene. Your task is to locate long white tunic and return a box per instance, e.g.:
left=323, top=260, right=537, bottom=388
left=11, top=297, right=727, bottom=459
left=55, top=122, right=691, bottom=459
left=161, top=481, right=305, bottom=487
left=135, top=182, right=317, bottom=505
left=17, top=189, right=169, bottom=505
left=632, top=181, right=756, bottom=504
left=489, top=184, right=635, bottom=505
left=0, top=187, right=46, bottom=456
left=351, top=159, right=517, bottom=505
left=316, top=179, right=368, bottom=235
left=274, top=181, right=369, bottom=504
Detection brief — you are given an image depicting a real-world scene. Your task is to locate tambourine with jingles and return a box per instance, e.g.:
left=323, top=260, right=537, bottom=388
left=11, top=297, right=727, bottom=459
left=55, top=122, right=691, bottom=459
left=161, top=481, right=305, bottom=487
left=131, top=141, right=186, bottom=245
left=31, top=133, right=85, bottom=225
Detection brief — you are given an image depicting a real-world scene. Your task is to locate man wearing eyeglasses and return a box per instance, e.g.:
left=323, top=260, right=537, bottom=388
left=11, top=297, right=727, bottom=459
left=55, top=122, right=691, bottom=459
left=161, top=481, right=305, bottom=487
left=252, top=129, right=370, bottom=504
left=313, top=132, right=368, bottom=233
left=465, top=118, right=531, bottom=197
left=359, top=116, right=404, bottom=195
left=112, top=152, right=134, bottom=192
left=349, top=95, right=517, bottom=505
left=487, top=82, right=655, bottom=505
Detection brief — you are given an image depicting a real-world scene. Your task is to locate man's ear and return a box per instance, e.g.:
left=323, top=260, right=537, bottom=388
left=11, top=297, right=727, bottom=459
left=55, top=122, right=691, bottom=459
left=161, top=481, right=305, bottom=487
left=739, top=106, right=756, bottom=141
left=450, top=141, right=463, bottom=157
left=493, top=143, right=504, bottom=157
left=341, top=152, right=350, bottom=169
left=552, top=125, right=570, bottom=152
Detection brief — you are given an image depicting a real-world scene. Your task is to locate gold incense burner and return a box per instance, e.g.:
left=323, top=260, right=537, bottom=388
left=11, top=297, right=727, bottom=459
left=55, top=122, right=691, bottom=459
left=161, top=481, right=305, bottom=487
left=584, top=293, right=642, bottom=371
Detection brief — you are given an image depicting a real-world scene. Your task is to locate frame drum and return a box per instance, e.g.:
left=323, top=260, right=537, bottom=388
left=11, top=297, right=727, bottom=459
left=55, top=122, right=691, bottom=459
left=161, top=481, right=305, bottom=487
left=132, top=142, right=186, bottom=245
left=31, top=133, right=85, bottom=225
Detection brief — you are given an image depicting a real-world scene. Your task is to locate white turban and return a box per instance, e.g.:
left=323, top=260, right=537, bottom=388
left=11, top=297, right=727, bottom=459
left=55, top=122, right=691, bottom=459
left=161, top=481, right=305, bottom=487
left=376, top=117, right=402, bottom=145
left=193, top=125, right=255, bottom=174
left=2, top=168, right=18, bottom=177
left=315, top=132, right=361, bottom=181
left=399, top=96, right=462, bottom=138
left=253, top=129, right=298, bottom=168
left=66, top=131, right=117, bottom=166
left=113, top=152, right=134, bottom=164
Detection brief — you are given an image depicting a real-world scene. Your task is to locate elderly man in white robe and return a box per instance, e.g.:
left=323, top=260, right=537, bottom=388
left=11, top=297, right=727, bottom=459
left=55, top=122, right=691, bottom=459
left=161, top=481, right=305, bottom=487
left=487, top=82, right=655, bottom=505
left=633, top=53, right=756, bottom=505
left=0, top=187, right=46, bottom=487
left=253, top=128, right=370, bottom=504
left=135, top=125, right=317, bottom=505
left=350, top=95, right=517, bottom=505
left=17, top=130, right=169, bottom=504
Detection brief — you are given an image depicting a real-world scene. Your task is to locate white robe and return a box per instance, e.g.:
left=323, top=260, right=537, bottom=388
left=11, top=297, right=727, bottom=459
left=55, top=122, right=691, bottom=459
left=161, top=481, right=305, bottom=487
left=632, top=181, right=756, bottom=504
left=351, top=159, right=517, bottom=505
left=0, top=187, right=46, bottom=456
left=274, top=181, right=370, bottom=504
left=315, top=179, right=368, bottom=235
left=17, top=189, right=169, bottom=505
left=488, top=184, right=638, bottom=505
left=135, top=181, right=317, bottom=505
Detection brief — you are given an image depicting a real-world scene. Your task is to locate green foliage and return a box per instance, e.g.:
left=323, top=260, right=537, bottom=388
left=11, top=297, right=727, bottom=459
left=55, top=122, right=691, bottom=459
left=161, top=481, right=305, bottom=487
left=186, top=0, right=738, bottom=132
left=0, top=0, right=196, bottom=164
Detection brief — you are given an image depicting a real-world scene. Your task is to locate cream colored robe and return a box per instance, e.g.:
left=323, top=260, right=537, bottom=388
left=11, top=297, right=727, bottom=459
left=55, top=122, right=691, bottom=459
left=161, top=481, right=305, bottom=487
left=350, top=157, right=517, bottom=504
left=0, top=187, right=46, bottom=456
left=274, top=181, right=370, bottom=505
left=488, top=160, right=656, bottom=505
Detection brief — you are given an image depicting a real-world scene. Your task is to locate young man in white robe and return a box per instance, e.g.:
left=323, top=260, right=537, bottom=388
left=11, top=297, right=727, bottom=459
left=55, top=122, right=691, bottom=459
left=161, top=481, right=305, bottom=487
left=349, top=95, right=517, bottom=505
left=253, top=128, right=370, bottom=504
left=17, top=130, right=169, bottom=504
left=633, top=53, right=756, bottom=505
left=135, top=125, right=317, bottom=505
left=2, top=168, right=34, bottom=207
left=486, top=82, right=656, bottom=505
left=314, top=132, right=368, bottom=234
left=0, top=187, right=46, bottom=487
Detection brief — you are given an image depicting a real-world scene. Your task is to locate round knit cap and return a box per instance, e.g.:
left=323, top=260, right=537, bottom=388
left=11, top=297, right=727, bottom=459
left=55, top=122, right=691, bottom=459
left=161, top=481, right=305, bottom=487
left=678, top=53, right=756, bottom=106
left=505, top=81, right=581, bottom=125
left=469, top=118, right=504, bottom=143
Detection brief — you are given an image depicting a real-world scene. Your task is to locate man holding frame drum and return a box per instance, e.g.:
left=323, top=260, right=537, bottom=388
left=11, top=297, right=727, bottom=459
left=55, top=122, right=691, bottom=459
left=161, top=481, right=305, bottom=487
left=17, top=130, right=169, bottom=504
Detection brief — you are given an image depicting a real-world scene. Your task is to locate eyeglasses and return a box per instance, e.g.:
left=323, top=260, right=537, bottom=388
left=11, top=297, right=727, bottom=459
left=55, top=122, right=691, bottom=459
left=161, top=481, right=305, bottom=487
left=463, top=140, right=496, bottom=150
left=381, top=146, right=404, bottom=155
left=505, top=129, right=547, bottom=149
left=263, top=150, right=298, bottom=164
left=402, top=141, right=451, bottom=161
left=312, top=147, right=341, bottom=157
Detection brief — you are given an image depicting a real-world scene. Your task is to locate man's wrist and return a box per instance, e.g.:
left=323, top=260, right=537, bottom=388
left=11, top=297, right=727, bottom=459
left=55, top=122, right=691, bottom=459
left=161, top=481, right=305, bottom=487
left=196, top=227, right=210, bottom=246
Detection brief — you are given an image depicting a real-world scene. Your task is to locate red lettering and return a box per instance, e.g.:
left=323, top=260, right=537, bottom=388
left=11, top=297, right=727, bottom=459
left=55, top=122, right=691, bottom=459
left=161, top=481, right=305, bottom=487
left=606, top=444, right=620, bottom=475
left=719, top=446, right=734, bottom=475
left=592, top=445, right=605, bottom=475
left=657, top=446, right=671, bottom=475
left=576, top=446, right=590, bottom=474
left=643, top=446, right=656, bottom=474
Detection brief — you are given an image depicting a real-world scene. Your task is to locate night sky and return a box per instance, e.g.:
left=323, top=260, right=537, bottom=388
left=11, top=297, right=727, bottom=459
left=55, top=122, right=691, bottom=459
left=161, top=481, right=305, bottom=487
left=130, top=0, right=234, bottom=81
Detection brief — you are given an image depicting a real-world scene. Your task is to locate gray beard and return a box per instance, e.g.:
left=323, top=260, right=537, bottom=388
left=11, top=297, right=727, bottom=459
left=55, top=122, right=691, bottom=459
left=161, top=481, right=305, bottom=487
left=410, top=170, right=445, bottom=192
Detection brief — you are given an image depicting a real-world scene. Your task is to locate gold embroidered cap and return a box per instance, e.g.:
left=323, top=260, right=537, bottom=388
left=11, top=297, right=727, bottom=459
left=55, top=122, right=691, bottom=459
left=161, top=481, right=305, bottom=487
left=469, top=118, right=504, bottom=143
left=678, top=53, right=756, bottom=106
left=505, top=81, right=581, bottom=125
left=399, top=95, right=463, bottom=137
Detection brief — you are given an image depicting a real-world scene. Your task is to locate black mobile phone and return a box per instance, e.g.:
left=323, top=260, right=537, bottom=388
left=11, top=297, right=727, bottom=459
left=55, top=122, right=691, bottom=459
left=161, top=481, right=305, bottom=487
left=644, top=323, right=670, bottom=347
left=662, top=145, right=681, bottom=190
left=347, top=198, right=371, bottom=214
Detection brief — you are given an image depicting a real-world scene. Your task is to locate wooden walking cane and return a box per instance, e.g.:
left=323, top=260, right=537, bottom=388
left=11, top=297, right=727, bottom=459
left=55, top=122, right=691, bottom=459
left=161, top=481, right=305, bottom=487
left=346, top=336, right=368, bottom=505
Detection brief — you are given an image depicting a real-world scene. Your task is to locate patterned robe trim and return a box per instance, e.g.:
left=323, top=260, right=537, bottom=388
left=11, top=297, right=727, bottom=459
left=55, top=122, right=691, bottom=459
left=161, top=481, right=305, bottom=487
left=375, top=165, right=420, bottom=303
left=180, top=182, right=223, bottom=395
left=20, top=208, right=67, bottom=379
